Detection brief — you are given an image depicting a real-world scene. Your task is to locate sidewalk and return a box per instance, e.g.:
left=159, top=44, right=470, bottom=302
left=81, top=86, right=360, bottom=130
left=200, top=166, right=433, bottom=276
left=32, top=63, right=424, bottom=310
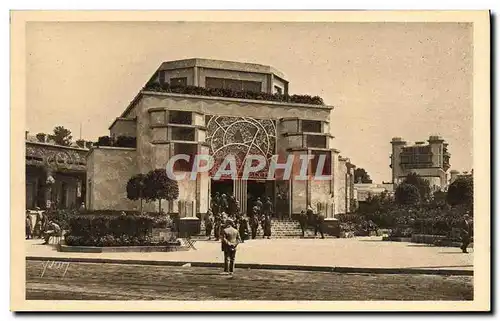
left=25, top=236, right=474, bottom=275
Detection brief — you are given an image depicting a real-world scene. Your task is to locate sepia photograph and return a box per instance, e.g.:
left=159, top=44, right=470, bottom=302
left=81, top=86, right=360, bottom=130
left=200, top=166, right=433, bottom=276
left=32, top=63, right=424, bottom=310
left=10, top=10, right=490, bottom=312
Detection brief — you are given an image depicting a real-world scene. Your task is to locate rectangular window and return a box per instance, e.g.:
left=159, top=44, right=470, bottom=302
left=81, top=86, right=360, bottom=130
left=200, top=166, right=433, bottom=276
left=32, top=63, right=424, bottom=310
left=171, top=127, right=195, bottom=141
left=169, top=111, right=192, bottom=125
left=274, top=85, right=283, bottom=95
left=170, top=77, right=187, bottom=87
left=205, top=77, right=262, bottom=93
left=306, top=135, right=327, bottom=148
left=242, top=80, right=262, bottom=92
left=310, top=152, right=331, bottom=176
left=173, top=143, right=197, bottom=172
left=205, top=77, right=224, bottom=89
left=301, top=120, right=322, bottom=133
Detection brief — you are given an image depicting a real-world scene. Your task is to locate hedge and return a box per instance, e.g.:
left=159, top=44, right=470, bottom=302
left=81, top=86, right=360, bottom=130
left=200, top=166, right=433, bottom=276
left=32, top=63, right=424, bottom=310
left=143, top=82, right=325, bottom=106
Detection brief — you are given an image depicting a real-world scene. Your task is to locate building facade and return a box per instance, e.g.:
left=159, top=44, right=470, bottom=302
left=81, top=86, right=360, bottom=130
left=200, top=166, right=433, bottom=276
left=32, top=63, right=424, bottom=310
left=390, top=135, right=451, bottom=190
left=87, top=58, right=355, bottom=218
left=25, top=135, right=88, bottom=210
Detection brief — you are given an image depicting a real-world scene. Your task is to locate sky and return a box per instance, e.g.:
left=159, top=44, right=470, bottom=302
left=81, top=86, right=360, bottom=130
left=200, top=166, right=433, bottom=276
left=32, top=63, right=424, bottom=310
left=25, top=21, right=473, bottom=183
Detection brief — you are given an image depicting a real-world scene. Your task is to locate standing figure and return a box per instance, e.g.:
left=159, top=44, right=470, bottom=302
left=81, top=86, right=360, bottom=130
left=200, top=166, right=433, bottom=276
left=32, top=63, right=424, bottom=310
left=228, top=194, right=237, bottom=217
left=314, top=211, right=325, bottom=239
left=254, top=197, right=263, bottom=216
left=298, top=210, right=308, bottom=238
left=42, top=220, right=61, bottom=245
left=263, top=197, right=273, bottom=217
left=460, top=213, right=473, bottom=253
left=204, top=210, right=214, bottom=240
left=211, top=192, right=220, bottom=216
left=262, top=214, right=272, bottom=239
left=234, top=200, right=241, bottom=219
left=213, top=213, right=222, bottom=241
left=306, top=205, right=315, bottom=226
left=238, top=216, right=249, bottom=243
left=220, top=194, right=229, bottom=214
left=221, top=219, right=242, bottom=275
left=250, top=209, right=260, bottom=239
left=33, top=210, right=45, bottom=239
left=25, top=211, right=33, bottom=240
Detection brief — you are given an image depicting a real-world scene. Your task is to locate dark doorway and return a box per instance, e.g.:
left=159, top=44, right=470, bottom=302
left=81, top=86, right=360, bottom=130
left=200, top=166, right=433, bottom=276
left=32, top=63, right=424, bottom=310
left=247, top=180, right=274, bottom=215
left=210, top=179, right=233, bottom=198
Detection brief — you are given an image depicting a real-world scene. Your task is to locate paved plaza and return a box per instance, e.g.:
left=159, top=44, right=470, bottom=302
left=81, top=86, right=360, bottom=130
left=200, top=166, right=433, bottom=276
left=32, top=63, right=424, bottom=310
left=25, top=236, right=473, bottom=272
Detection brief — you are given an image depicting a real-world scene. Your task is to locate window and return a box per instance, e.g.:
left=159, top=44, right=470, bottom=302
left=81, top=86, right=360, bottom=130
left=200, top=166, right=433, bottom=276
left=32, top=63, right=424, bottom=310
left=150, top=111, right=166, bottom=125
left=301, top=120, right=322, bottom=133
left=173, top=143, right=197, bottom=172
left=171, top=127, right=195, bottom=141
left=205, top=77, right=262, bottom=93
left=306, top=135, right=327, bottom=148
left=170, top=77, right=187, bottom=87
left=274, top=85, right=283, bottom=95
left=310, top=152, right=331, bottom=176
left=169, top=111, right=192, bottom=125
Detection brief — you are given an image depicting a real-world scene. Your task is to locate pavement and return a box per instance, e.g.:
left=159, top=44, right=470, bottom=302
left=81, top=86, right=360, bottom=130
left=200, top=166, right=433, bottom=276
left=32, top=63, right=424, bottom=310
left=25, top=236, right=474, bottom=275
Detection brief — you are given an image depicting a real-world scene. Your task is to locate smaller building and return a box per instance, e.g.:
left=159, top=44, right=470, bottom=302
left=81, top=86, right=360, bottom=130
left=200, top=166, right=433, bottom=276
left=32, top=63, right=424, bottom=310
left=449, top=169, right=473, bottom=185
left=354, top=183, right=394, bottom=203
left=390, top=135, right=451, bottom=190
left=25, top=134, right=89, bottom=210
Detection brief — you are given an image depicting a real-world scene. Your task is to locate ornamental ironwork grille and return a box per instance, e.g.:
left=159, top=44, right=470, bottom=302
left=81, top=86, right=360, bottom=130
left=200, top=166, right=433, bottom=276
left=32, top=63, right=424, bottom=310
left=206, top=115, right=276, bottom=179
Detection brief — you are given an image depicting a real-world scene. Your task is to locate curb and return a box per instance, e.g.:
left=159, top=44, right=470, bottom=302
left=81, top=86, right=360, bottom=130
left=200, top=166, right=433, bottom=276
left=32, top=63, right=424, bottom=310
left=26, top=256, right=473, bottom=276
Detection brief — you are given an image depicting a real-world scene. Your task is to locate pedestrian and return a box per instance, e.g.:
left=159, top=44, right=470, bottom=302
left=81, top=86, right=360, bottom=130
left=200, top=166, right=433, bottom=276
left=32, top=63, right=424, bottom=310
left=254, top=197, right=263, bottom=216
left=25, top=211, right=33, bottom=239
left=42, top=220, right=61, bottom=245
left=263, top=196, right=273, bottom=217
left=33, top=210, right=45, bottom=239
left=214, top=213, right=222, bottom=241
left=306, top=205, right=315, bottom=226
left=460, top=213, right=472, bottom=253
left=238, top=216, right=249, bottom=243
left=220, top=194, right=229, bottom=214
left=314, top=211, right=325, bottom=239
left=211, top=193, right=220, bottom=216
left=263, top=214, right=272, bottom=239
left=250, top=210, right=260, bottom=239
left=204, top=210, right=214, bottom=240
left=298, top=210, right=308, bottom=238
left=228, top=194, right=237, bottom=217
left=221, top=218, right=242, bottom=275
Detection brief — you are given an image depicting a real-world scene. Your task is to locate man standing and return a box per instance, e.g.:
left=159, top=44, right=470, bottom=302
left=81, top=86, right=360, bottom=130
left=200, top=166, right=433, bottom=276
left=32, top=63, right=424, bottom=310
left=460, top=213, right=472, bottom=253
left=314, top=211, right=325, bottom=239
left=211, top=192, right=220, bottom=216
left=263, top=197, right=273, bottom=218
left=298, top=210, right=308, bottom=238
left=213, top=213, right=222, bottom=241
left=254, top=197, right=263, bottom=216
left=306, top=205, right=315, bottom=226
left=204, top=210, right=214, bottom=240
left=262, top=214, right=272, bottom=239
left=221, top=218, right=242, bottom=275
left=25, top=211, right=33, bottom=239
left=42, top=220, right=61, bottom=245
left=250, top=208, right=260, bottom=239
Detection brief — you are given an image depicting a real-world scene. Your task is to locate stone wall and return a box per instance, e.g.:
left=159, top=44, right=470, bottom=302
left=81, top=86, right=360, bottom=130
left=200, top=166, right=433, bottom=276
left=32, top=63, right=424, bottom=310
left=86, top=147, right=139, bottom=211
left=110, top=119, right=137, bottom=138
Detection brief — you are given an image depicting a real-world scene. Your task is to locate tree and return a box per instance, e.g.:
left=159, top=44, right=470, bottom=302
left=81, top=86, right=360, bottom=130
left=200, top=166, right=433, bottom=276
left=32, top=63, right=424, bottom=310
left=52, top=126, right=73, bottom=146
left=144, top=169, right=179, bottom=213
left=354, top=168, right=373, bottom=184
left=447, top=176, right=473, bottom=208
left=96, top=136, right=112, bottom=146
left=395, top=183, right=420, bottom=206
left=402, top=173, right=431, bottom=201
left=126, top=174, right=147, bottom=213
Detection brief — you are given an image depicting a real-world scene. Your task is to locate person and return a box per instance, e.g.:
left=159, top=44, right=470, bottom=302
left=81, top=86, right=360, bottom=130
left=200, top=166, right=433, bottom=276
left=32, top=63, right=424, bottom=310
left=314, top=211, right=325, bottom=239
left=262, top=214, right=272, bottom=239
left=228, top=194, right=237, bottom=217
left=220, top=194, right=229, bottom=214
left=211, top=193, right=220, bottom=216
left=33, top=210, right=45, bottom=239
left=460, top=213, right=472, bottom=253
left=213, top=213, right=222, bottom=241
left=238, top=216, right=249, bottom=243
left=234, top=200, right=241, bottom=219
left=25, top=211, right=33, bottom=239
left=254, top=197, right=263, bottom=216
left=79, top=202, right=86, bottom=212
left=204, top=210, right=214, bottom=240
left=298, top=210, right=308, bottom=238
left=221, top=218, right=242, bottom=275
left=263, top=197, right=273, bottom=217
left=42, top=220, right=61, bottom=245
left=306, top=205, right=314, bottom=225
left=250, top=210, right=260, bottom=239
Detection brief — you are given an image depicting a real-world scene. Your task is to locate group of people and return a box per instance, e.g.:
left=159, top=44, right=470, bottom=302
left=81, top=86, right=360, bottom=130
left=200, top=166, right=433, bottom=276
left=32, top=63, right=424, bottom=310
left=25, top=209, right=61, bottom=244
left=204, top=193, right=274, bottom=242
left=298, top=205, right=326, bottom=239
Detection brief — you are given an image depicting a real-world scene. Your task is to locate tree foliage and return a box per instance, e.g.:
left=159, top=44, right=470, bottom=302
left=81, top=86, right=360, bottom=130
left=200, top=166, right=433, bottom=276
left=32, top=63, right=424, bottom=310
left=402, top=173, right=431, bottom=201
left=447, top=176, right=473, bottom=207
left=354, top=168, right=373, bottom=184
left=126, top=174, right=147, bottom=212
left=52, top=126, right=73, bottom=146
left=143, top=169, right=179, bottom=213
left=395, top=183, right=421, bottom=206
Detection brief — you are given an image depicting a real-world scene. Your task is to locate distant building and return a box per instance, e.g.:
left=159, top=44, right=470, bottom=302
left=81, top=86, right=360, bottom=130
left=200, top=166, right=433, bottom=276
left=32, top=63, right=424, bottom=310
left=390, top=135, right=451, bottom=190
left=449, top=169, right=473, bottom=185
left=354, top=183, right=394, bottom=203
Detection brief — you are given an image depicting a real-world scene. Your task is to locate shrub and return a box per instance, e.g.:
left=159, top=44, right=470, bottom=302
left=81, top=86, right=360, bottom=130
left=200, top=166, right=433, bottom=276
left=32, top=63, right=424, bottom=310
left=85, top=141, right=93, bottom=149
left=447, top=176, right=473, bottom=207
left=144, top=169, right=179, bottom=213
left=44, top=209, right=77, bottom=230
left=143, top=82, right=325, bottom=106
left=395, top=183, right=420, bottom=205
left=36, top=133, right=46, bottom=143
left=115, top=136, right=137, bottom=148
left=76, top=139, right=85, bottom=148
left=96, top=136, right=113, bottom=146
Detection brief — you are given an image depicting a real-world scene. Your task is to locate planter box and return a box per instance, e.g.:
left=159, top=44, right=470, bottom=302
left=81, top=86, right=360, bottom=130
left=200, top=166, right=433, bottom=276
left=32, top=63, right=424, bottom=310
left=178, top=217, right=200, bottom=237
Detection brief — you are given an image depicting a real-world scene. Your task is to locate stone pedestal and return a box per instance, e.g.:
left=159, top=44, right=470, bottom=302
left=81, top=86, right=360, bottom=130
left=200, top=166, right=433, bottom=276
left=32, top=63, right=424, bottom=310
left=178, top=217, right=201, bottom=238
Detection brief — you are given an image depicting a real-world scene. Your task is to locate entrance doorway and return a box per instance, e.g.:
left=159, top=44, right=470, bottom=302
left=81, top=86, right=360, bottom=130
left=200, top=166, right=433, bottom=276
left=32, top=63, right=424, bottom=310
left=210, top=179, right=233, bottom=198
left=246, top=180, right=274, bottom=215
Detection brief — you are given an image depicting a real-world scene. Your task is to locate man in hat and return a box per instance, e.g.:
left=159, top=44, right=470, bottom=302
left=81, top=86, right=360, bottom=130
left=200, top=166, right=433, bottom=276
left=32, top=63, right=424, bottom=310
left=460, top=213, right=473, bottom=253
left=220, top=218, right=242, bottom=275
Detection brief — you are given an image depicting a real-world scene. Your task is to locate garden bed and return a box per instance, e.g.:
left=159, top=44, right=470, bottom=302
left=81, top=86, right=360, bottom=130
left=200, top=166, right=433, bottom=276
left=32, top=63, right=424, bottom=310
left=59, top=243, right=190, bottom=253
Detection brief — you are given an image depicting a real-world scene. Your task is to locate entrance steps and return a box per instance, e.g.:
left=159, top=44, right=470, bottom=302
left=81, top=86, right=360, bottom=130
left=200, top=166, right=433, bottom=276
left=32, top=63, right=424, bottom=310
left=199, top=218, right=338, bottom=239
